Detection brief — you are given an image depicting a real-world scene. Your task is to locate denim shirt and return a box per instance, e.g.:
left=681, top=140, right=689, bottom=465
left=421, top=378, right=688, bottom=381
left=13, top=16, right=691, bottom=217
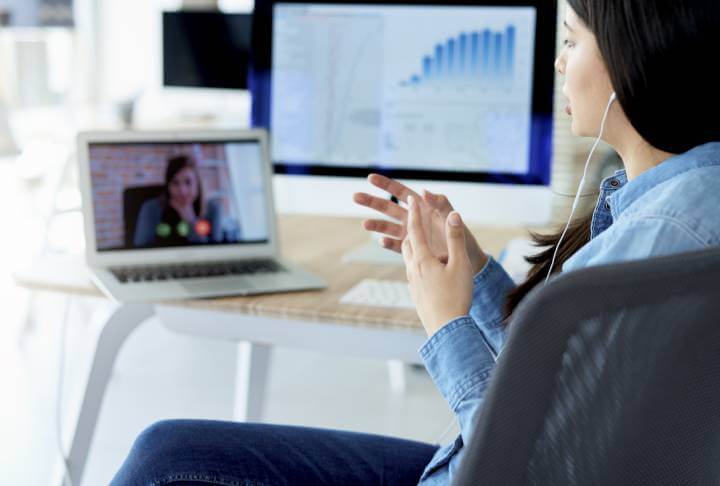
left=417, top=141, right=720, bottom=484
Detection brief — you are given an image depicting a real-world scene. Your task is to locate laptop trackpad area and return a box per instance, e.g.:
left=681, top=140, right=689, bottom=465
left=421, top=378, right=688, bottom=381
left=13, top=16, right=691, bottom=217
left=179, top=277, right=255, bottom=297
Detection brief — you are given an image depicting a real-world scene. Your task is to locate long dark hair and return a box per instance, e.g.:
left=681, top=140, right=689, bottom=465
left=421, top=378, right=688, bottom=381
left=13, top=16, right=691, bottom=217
left=502, top=0, right=720, bottom=325
left=164, top=154, right=206, bottom=219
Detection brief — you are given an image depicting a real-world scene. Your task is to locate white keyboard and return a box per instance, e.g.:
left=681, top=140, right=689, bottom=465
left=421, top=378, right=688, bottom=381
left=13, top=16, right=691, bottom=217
left=340, top=279, right=416, bottom=309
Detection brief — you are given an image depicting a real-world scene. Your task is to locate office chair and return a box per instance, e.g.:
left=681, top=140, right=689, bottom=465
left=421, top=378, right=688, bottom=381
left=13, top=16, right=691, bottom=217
left=123, top=185, right=164, bottom=248
left=455, top=246, right=720, bottom=486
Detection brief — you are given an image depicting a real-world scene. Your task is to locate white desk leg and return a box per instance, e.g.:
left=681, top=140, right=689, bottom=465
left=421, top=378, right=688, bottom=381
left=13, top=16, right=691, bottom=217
left=387, top=359, right=407, bottom=395
left=63, top=303, right=154, bottom=486
left=233, top=342, right=272, bottom=422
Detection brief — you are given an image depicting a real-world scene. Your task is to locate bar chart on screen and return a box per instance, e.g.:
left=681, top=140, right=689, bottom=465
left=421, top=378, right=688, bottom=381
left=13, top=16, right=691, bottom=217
left=380, top=7, right=536, bottom=173
left=401, top=25, right=517, bottom=88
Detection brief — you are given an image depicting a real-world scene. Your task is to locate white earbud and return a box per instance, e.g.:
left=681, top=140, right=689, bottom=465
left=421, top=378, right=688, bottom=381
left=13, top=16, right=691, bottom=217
left=545, top=90, right=617, bottom=283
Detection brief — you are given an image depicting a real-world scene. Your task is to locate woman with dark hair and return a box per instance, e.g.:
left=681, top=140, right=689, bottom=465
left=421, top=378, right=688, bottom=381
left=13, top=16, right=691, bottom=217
left=134, top=155, right=224, bottom=247
left=113, top=1, right=720, bottom=484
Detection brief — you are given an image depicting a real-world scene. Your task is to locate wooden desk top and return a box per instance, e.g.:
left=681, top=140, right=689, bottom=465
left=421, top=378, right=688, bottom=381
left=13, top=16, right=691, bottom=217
left=14, top=215, right=543, bottom=332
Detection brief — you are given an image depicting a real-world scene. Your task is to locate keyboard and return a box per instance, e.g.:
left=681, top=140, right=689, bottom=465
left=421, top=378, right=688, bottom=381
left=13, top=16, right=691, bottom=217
left=340, top=279, right=415, bottom=309
left=110, top=259, right=287, bottom=284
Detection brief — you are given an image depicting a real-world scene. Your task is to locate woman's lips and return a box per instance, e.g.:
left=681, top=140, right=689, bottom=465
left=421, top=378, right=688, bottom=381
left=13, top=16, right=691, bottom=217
left=565, top=103, right=572, bottom=115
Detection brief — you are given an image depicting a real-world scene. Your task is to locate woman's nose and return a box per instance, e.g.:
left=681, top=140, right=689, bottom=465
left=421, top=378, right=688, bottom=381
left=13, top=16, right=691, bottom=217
left=554, top=55, right=565, bottom=75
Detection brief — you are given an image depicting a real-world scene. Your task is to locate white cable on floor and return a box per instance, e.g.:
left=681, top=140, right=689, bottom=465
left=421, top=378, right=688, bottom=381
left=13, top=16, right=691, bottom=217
left=433, top=416, right=458, bottom=444
left=56, top=296, right=74, bottom=486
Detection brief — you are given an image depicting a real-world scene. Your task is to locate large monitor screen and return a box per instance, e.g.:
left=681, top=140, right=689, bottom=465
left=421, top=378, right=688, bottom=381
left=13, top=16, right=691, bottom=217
left=163, top=11, right=252, bottom=90
left=250, top=0, right=556, bottom=185
left=88, top=141, right=270, bottom=252
left=0, top=0, right=73, bottom=27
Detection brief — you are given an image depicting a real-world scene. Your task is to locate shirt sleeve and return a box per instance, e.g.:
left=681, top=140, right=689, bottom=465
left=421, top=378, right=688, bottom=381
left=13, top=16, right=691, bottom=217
left=420, top=316, right=496, bottom=439
left=468, top=255, right=517, bottom=357
left=133, top=199, right=160, bottom=247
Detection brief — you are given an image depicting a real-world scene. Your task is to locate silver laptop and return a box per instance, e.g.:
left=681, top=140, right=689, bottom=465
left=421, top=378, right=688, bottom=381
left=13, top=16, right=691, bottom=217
left=77, top=128, right=326, bottom=302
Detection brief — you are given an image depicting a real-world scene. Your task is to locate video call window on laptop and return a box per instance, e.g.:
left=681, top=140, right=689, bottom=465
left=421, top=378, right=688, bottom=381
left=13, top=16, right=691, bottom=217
left=88, top=140, right=270, bottom=252
left=78, top=130, right=326, bottom=302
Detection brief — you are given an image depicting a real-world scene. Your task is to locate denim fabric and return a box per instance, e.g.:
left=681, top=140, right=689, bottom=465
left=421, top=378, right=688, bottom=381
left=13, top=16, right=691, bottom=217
left=417, top=141, right=720, bottom=484
left=563, top=141, right=720, bottom=271
left=111, top=420, right=439, bottom=485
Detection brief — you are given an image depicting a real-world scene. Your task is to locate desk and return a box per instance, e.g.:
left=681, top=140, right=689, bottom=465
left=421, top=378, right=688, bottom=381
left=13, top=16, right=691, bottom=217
left=13, top=214, right=537, bottom=486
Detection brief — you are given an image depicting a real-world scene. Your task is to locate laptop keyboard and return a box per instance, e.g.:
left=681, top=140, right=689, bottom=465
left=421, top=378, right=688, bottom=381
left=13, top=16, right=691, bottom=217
left=110, top=259, right=287, bottom=284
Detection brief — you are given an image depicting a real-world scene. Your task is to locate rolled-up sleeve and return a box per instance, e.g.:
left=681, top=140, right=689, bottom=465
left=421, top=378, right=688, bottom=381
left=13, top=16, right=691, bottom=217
left=468, top=255, right=517, bottom=357
left=418, top=315, right=499, bottom=483
left=420, top=317, right=496, bottom=413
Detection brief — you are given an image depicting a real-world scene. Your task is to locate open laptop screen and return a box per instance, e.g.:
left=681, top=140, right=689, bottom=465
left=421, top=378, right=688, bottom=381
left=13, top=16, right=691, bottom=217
left=88, top=140, right=270, bottom=252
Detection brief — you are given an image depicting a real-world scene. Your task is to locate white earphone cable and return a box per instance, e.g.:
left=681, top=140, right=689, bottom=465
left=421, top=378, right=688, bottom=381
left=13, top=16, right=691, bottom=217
left=545, top=92, right=617, bottom=283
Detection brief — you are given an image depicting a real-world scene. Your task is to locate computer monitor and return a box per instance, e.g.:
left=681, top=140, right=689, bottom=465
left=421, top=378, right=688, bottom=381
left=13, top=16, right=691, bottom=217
left=163, top=11, right=252, bottom=90
left=0, top=0, right=73, bottom=27
left=250, top=0, right=557, bottom=228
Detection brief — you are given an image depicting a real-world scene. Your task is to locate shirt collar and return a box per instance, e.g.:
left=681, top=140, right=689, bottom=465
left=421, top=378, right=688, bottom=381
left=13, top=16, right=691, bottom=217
left=606, top=141, right=720, bottom=219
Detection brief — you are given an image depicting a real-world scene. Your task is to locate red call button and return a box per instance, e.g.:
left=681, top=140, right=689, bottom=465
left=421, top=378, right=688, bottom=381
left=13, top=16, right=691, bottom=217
left=195, top=219, right=211, bottom=237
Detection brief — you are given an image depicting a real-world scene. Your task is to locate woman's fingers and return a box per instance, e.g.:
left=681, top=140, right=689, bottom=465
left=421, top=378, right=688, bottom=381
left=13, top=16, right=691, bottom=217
left=353, top=192, right=406, bottom=221
left=380, top=237, right=403, bottom=253
left=362, top=219, right=405, bottom=238
left=367, top=173, right=420, bottom=204
left=422, top=189, right=454, bottom=212
left=406, top=195, right=433, bottom=261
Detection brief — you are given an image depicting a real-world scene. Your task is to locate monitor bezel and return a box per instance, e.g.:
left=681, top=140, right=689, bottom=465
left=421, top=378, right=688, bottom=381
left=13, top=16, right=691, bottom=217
left=249, top=0, right=558, bottom=186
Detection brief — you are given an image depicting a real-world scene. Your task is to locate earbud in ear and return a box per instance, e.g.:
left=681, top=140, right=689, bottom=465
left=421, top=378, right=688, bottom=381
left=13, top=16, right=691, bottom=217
left=610, top=91, right=617, bottom=102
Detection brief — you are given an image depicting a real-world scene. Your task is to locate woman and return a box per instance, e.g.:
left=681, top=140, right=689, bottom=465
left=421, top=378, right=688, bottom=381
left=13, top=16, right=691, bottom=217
left=133, top=155, right=224, bottom=247
left=112, top=1, right=720, bottom=484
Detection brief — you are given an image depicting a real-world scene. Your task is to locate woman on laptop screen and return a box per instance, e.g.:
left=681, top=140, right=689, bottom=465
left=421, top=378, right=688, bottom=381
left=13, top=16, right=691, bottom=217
left=133, top=155, right=225, bottom=247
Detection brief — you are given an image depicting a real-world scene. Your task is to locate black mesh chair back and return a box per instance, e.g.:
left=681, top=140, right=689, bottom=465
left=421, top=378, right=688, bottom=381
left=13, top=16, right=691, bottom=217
left=454, top=247, right=720, bottom=486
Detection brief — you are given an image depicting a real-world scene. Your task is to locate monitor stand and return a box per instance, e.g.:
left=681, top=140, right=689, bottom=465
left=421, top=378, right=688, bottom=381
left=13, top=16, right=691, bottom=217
left=341, top=236, right=405, bottom=266
left=342, top=194, right=405, bottom=266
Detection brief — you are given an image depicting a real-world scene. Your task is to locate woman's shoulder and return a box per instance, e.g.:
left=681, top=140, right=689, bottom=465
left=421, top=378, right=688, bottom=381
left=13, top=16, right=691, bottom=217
left=138, top=195, right=165, bottom=217
left=626, top=165, right=720, bottom=246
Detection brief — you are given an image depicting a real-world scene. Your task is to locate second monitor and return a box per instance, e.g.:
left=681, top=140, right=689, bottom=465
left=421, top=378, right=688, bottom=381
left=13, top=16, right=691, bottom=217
left=163, top=10, right=252, bottom=91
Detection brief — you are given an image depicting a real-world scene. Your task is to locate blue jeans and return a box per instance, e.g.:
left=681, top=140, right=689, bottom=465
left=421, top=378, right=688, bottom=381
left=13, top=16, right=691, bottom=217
left=111, top=419, right=440, bottom=485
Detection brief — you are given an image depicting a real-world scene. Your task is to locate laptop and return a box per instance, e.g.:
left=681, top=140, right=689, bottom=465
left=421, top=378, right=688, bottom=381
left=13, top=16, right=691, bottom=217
left=77, top=128, right=327, bottom=302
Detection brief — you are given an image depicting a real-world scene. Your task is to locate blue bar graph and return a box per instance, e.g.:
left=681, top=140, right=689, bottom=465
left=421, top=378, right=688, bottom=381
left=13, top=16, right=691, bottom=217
left=435, top=44, right=444, bottom=79
left=481, top=29, right=491, bottom=77
left=459, top=33, right=467, bottom=76
left=403, top=25, right=517, bottom=87
left=470, top=32, right=479, bottom=74
left=506, top=25, right=515, bottom=78
left=423, top=56, right=432, bottom=81
left=494, top=32, right=503, bottom=79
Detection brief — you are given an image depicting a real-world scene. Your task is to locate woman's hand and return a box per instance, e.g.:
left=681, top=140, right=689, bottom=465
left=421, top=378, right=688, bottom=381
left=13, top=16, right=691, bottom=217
left=170, top=200, right=198, bottom=225
left=403, top=195, right=474, bottom=337
left=353, top=173, right=488, bottom=273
